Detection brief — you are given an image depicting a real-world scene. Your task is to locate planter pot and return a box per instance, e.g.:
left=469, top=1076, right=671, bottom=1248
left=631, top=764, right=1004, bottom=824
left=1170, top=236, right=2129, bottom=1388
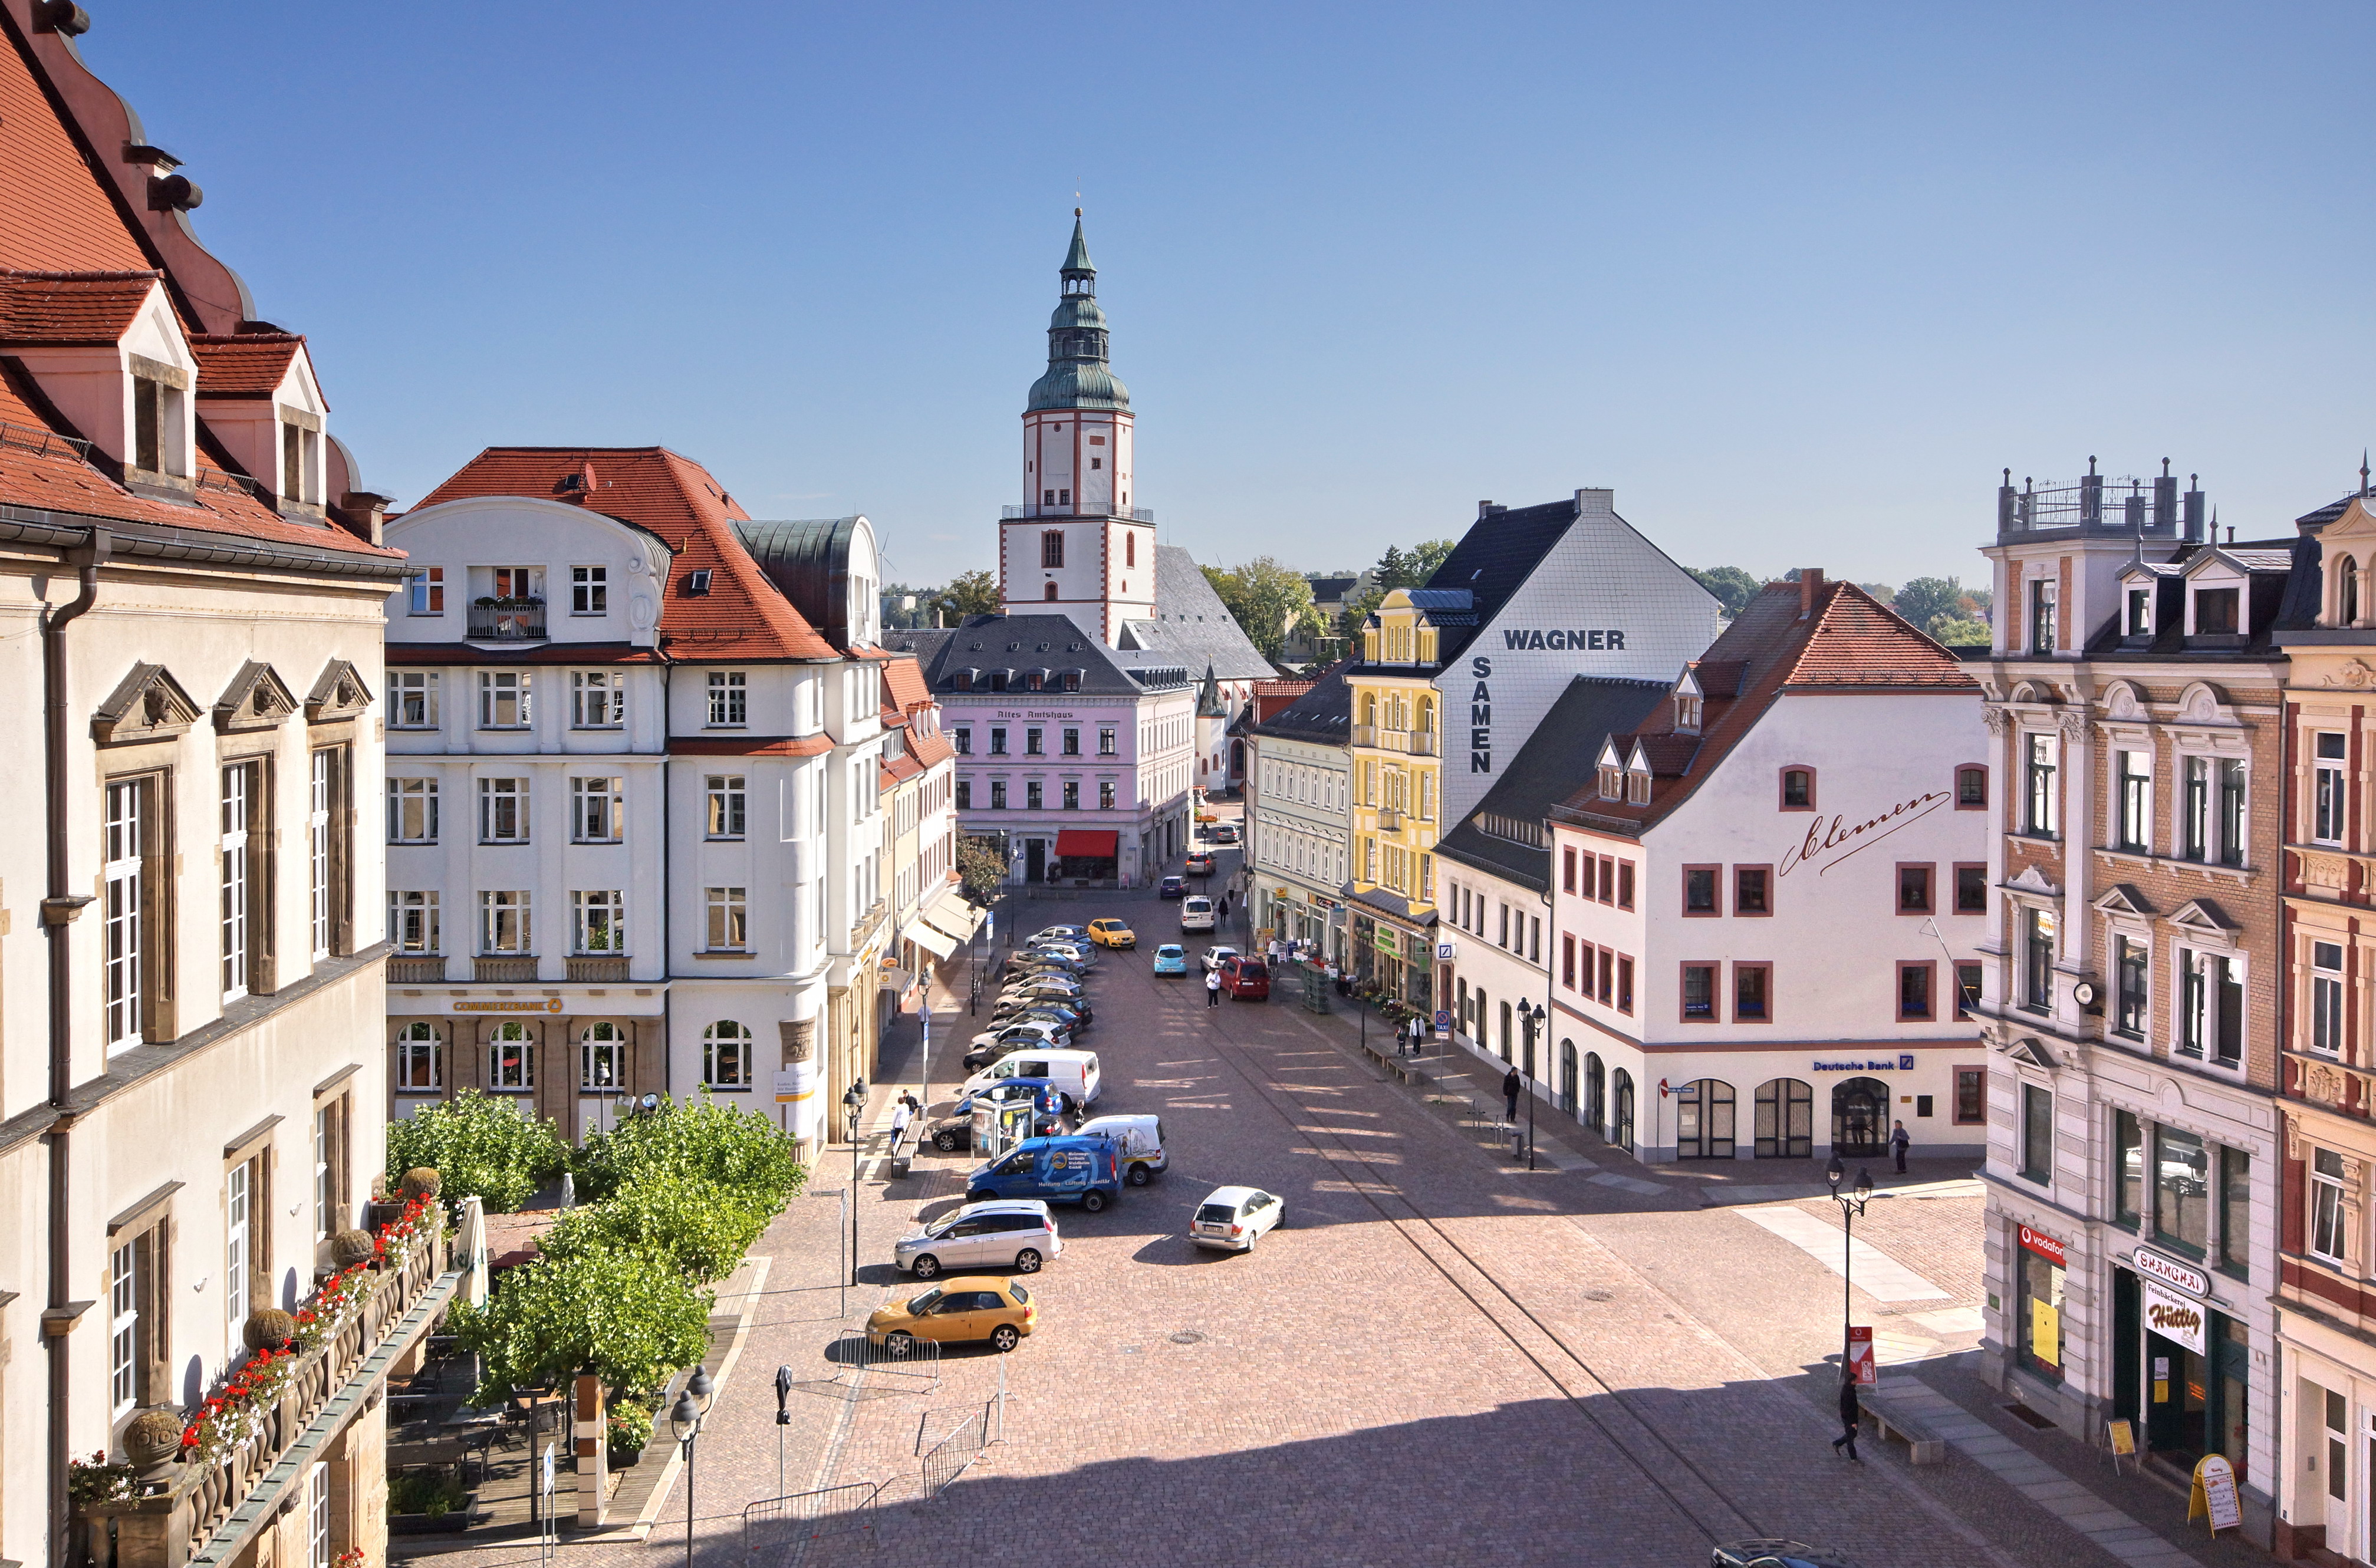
left=389, top=1491, right=480, bottom=1536
left=607, top=1445, right=645, bottom=1470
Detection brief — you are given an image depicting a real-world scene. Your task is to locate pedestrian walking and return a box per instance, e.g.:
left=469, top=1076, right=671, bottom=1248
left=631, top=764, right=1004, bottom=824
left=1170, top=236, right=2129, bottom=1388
left=1219, top=892, right=1232, bottom=920
left=1833, top=1378, right=1862, bottom=1461
left=1502, top=1066, right=1522, bottom=1124
left=890, top=1098, right=914, bottom=1144
left=1206, top=969, right=1222, bottom=1007
left=1410, top=1016, right=1425, bottom=1054
left=1889, top=1119, right=1911, bottom=1174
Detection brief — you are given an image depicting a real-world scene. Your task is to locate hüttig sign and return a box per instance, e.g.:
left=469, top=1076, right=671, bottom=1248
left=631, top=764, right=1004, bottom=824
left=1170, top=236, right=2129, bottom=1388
left=2144, top=1280, right=2207, bottom=1354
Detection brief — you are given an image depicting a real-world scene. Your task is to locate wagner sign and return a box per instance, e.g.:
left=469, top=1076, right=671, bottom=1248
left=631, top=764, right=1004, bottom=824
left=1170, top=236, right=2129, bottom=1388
left=1778, top=791, right=1952, bottom=878
left=1499, top=628, right=1630, bottom=652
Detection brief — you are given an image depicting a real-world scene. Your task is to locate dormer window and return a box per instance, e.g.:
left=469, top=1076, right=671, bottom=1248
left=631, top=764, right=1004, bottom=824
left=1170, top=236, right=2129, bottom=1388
left=2125, top=587, right=2151, bottom=638
left=1598, top=764, right=1623, bottom=801
left=2193, top=587, right=2240, bottom=636
left=2337, top=558, right=2361, bottom=628
left=1626, top=768, right=1651, bottom=806
left=1674, top=693, right=1702, bottom=733
left=686, top=568, right=713, bottom=596
left=129, top=357, right=189, bottom=479
left=277, top=409, right=321, bottom=506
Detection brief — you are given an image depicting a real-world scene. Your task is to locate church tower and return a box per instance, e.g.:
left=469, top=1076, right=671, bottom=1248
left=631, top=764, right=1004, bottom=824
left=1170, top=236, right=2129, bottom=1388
left=999, top=213, right=1156, bottom=644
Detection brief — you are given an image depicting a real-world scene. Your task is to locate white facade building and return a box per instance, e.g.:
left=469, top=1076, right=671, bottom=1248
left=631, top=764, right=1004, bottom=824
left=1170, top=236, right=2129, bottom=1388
left=383, top=452, right=911, bottom=1155
left=1246, top=666, right=1355, bottom=957
left=1538, top=574, right=1993, bottom=1164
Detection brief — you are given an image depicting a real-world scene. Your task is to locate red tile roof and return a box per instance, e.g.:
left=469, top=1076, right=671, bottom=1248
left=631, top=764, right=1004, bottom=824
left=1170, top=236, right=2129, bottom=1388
left=0, top=39, right=151, bottom=276
left=190, top=333, right=304, bottom=398
left=0, top=270, right=161, bottom=345
left=1555, top=576, right=1976, bottom=834
left=414, top=447, right=839, bottom=662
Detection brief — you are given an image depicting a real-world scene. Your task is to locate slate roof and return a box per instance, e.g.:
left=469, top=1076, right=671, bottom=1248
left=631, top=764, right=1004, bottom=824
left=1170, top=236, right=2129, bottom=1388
left=413, top=447, right=840, bottom=661
left=2094, top=536, right=2308, bottom=653
left=1109, top=545, right=1276, bottom=680
left=1550, top=577, right=1977, bottom=836
left=1438, top=677, right=1670, bottom=891
left=1250, top=660, right=1354, bottom=745
left=889, top=614, right=1191, bottom=696
left=1307, top=575, right=1359, bottom=602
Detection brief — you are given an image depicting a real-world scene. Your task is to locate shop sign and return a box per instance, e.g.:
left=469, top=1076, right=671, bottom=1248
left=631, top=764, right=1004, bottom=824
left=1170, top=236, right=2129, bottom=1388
left=1814, top=1055, right=1917, bottom=1073
left=452, top=998, right=565, bottom=1014
left=2190, top=1455, right=2243, bottom=1535
left=2131, top=1247, right=2208, bottom=1297
left=1435, top=938, right=1458, bottom=961
left=1374, top=926, right=1400, bottom=956
left=2018, top=1224, right=2066, bottom=1267
left=2144, top=1280, right=2207, bottom=1354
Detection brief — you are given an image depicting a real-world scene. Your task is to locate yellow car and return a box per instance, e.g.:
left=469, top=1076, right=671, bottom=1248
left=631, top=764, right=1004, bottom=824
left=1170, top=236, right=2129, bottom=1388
left=867, top=1277, right=1036, bottom=1353
left=1087, top=918, right=1136, bottom=950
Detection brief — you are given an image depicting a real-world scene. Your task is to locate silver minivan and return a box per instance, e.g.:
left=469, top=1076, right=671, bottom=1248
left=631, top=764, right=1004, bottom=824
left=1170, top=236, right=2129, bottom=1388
left=893, top=1199, right=1062, bottom=1279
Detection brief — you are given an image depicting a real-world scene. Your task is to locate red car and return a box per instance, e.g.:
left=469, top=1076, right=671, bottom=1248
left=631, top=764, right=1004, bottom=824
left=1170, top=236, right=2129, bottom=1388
left=1217, top=956, right=1271, bottom=1000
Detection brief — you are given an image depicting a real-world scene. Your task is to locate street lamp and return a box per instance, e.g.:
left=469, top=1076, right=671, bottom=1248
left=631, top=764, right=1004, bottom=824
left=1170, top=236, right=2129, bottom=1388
left=841, top=1080, right=867, bottom=1287
left=670, top=1365, right=713, bottom=1568
left=1825, top=1156, right=1874, bottom=1383
left=1521, top=1002, right=1546, bottom=1170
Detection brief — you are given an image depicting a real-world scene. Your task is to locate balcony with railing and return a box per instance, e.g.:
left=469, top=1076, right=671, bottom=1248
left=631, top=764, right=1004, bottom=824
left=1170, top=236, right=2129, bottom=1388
left=466, top=599, right=547, bottom=640
left=77, top=1203, right=456, bottom=1568
left=1000, top=503, right=1156, bottom=522
left=1351, top=726, right=1437, bottom=756
left=387, top=956, right=447, bottom=984
left=566, top=955, right=630, bottom=982
left=472, top=956, right=539, bottom=982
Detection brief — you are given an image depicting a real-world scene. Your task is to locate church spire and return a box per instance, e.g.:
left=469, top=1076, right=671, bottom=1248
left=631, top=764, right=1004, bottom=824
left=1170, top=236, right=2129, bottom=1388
left=1062, top=209, right=1094, bottom=283
left=1028, top=212, right=1128, bottom=414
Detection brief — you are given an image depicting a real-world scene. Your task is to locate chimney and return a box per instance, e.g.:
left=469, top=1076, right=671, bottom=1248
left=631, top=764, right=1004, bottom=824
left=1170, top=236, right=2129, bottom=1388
left=1477, top=500, right=1497, bottom=521
left=1798, top=567, right=1825, bottom=620
left=338, top=490, right=392, bottom=547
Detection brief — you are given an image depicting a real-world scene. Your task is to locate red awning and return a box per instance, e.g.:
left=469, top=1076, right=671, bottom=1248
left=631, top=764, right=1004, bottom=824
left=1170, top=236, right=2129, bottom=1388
left=1054, top=829, right=1119, bottom=858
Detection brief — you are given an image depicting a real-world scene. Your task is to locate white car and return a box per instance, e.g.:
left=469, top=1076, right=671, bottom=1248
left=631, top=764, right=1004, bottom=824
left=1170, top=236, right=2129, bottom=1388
left=893, top=1199, right=1062, bottom=1279
left=1199, top=944, right=1240, bottom=974
left=1179, top=896, right=1216, bottom=933
left=1190, top=1185, right=1284, bottom=1252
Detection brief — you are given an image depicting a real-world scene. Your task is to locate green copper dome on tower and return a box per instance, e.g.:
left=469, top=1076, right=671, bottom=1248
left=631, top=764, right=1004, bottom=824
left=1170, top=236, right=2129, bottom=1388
left=1028, top=212, right=1130, bottom=413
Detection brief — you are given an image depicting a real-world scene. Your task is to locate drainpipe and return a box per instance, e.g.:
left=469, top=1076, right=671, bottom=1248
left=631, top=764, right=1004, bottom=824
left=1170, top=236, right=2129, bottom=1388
left=43, top=526, right=106, bottom=1568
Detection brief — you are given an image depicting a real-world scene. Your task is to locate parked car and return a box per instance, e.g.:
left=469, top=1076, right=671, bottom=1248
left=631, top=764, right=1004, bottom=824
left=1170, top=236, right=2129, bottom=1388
left=867, top=1277, right=1036, bottom=1353
left=1218, top=955, right=1271, bottom=1000
left=960, top=1047, right=1102, bottom=1111
left=1211, top=823, right=1240, bottom=845
left=1184, top=851, right=1216, bottom=875
left=999, top=977, right=1086, bottom=1007
left=1158, top=875, right=1189, bottom=900
left=1075, top=1114, right=1167, bottom=1185
left=1001, top=1006, right=1089, bottom=1040
left=1086, top=918, right=1136, bottom=949
left=1026, top=940, right=1095, bottom=967
left=966, top=1134, right=1121, bottom=1212
left=966, top=1020, right=1074, bottom=1066
left=1006, top=952, right=1085, bottom=981
left=1180, top=896, right=1216, bottom=933
left=1151, top=943, right=1188, bottom=976
left=1190, top=1185, right=1284, bottom=1251
left=1200, top=944, right=1240, bottom=974
left=928, top=1082, right=1051, bottom=1151
left=893, top=1200, right=1061, bottom=1279
left=1029, top=925, right=1090, bottom=944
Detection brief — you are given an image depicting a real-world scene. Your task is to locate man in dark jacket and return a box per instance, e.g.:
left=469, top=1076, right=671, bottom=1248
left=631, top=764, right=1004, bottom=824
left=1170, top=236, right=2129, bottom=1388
left=1832, top=1378, right=1862, bottom=1461
left=1889, top=1120, right=1911, bottom=1174
left=1502, top=1066, right=1522, bottom=1124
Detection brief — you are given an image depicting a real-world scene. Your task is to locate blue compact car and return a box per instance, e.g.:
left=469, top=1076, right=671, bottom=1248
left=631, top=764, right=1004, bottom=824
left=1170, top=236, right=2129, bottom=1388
left=1152, top=943, right=1188, bottom=976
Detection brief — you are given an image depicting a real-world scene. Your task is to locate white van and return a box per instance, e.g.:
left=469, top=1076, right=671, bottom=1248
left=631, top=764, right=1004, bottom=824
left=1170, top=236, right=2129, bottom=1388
left=960, top=1047, right=1103, bottom=1111
left=1180, top=895, right=1216, bottom=932
left=1075, top=1114, right=1167, bottom=1185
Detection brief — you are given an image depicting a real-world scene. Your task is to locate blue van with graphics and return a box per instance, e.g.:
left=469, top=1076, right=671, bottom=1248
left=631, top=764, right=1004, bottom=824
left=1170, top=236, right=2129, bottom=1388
left=965, top=1135, right=1123, bottom=1213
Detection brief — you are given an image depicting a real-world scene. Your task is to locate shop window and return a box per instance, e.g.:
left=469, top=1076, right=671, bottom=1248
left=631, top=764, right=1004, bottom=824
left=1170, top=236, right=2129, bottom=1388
left=2154, top=1125, right=2208, bottom=1257
left=2112, top=1109, right=2143, bottom=1228
left=395, top=1021, right=443, bottom=1090
left=2219, top=1147, right=2250, bottom=1280
left=2020, top=1083, right=2053, bottom=1184
left=2018, top=1242, right=2064, bottom=1381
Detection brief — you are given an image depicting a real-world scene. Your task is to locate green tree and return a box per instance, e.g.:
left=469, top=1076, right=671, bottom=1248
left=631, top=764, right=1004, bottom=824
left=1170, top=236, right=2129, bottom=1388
left=386, top=1089, right=568, bottom=1213
left=1406, top=539, right=1456, bottom=585
left=955, top=834, right=1008, bottom=903
left=1338, top=538, right=1459, bottom=636
left=1200, top=557, right=1315, bottom=663
left=1927, top=612, right=1992, bottom=647
left=539, top=1172, right=770, bottom=1284
left=930, top=568, right=1002, bottom=621
left=1893, top=577, right=1973, bottom=634
left=446, top=1246, right=712, bottom=1404
left=1688, top=566, right=1764, bottom=619
left=571, top=1091, right=804, bottom=1208
left=1858, top=582, right=1896, bottom=605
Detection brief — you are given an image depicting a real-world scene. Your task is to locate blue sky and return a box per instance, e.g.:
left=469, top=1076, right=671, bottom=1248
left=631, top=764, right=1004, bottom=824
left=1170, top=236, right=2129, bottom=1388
left=80, top=2, right=2376, bottom=590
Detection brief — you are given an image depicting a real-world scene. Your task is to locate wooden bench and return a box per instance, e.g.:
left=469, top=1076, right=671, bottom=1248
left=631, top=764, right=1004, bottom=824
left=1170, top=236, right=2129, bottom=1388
left=1860, top=1392, right=1947, bottom=1465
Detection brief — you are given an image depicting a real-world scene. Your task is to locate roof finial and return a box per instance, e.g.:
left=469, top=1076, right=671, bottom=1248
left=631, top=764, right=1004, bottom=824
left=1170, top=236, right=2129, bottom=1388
left=2361, top=449, right=2370, bottom=497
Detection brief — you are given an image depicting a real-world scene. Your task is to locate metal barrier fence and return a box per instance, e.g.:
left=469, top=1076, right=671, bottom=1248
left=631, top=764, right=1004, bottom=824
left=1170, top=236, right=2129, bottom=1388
left=832, top=1327, right=942, bottom=1393
left=919, top=1411, right=983, bottom=1500
left=742, top=1481, right=883, bottom=1559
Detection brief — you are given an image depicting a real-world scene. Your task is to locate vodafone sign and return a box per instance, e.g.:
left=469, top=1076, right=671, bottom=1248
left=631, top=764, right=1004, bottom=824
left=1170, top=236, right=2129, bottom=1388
left=2018, top=1224, right=2066, bottom=1267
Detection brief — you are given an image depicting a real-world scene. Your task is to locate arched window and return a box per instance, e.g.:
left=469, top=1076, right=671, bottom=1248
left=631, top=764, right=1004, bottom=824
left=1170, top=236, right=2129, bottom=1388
left=1583, top=1052, right=1605, bottom=1135
left=394, top=1021, right=442, bottom=1092
left=2341, top=557, right=2361, bottom=627
left=1360, top=692, right=1377, bottom=727
left=1416, top=695, right=1435, bottom=737
left=1754, top=1078, right=1814, bottom=1158
left=1956, top=765, right=1988, bottom=809
left=1044, top=582, right=1059, bottom=602
left=1612, top=1070, right=1635, bottom=1152
left=705, top=1020, right=753, bottom=1088
left=487, top=1021, right=534, bottom=1091
left=1675, top=1078, right=1736, bottom=1159
left=1779, top=766, right=1816, bottom=811
left=579, top=1022, right=626, bottom=1091
left=1558, top=1039, right=1578, bottom=1114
